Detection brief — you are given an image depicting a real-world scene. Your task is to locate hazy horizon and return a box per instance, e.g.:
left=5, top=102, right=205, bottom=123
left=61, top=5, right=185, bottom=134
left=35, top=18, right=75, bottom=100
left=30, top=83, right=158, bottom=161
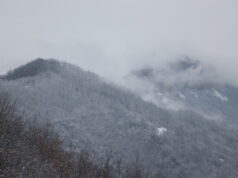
left=1, top=0, right=238, bottom=84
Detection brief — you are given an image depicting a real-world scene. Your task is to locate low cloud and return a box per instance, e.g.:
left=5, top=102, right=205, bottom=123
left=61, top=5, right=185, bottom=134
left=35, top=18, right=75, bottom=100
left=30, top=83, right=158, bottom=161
left=0, top=0, right=238, bottom=86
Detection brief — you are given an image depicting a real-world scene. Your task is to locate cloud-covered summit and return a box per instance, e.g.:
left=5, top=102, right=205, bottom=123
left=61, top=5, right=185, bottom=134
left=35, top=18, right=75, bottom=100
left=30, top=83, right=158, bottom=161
left=131, top=56, right=221, bottom=89
left=127, top=56, right=238, bottom=123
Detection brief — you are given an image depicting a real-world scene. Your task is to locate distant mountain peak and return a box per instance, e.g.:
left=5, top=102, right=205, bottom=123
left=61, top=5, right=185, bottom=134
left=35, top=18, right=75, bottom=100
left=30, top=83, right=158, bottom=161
left=2, top=58, right=63, bottom=80
left=169, top=56, right=201, bottom=72
left=132, top=56, right=203, bottom=82
left=132, top=67, right=155, bottom=79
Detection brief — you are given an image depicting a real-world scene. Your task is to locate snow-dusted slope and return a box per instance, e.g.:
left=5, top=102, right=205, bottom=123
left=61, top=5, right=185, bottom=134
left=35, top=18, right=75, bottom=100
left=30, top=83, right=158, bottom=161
left=128, top=57, right=238, bottom=124
left=1, top=58, right=238, bottom=178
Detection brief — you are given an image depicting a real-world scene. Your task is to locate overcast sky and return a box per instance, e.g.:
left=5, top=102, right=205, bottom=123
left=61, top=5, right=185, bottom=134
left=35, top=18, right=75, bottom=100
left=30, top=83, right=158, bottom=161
left=1, top=0, right=238, bottom=83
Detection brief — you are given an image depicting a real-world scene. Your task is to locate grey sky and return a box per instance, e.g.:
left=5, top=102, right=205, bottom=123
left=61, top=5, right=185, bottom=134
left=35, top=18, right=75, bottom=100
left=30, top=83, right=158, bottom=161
left=1, top=0, right=238, bottom=83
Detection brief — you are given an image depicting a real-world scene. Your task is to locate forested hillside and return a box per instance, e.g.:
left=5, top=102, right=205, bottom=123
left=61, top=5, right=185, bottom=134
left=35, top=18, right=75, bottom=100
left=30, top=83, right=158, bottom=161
left=1, top=59, right=238, bottom=178
left=0, top=94, right=152, bottom=178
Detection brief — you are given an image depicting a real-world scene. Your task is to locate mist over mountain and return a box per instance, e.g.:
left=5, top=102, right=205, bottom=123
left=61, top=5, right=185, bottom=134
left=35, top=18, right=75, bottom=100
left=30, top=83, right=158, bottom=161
left=1, top=0, right=238, bottom=177
left=1, top=58, right=238, bottom=178
left=127, top=56, right=238, bottom=125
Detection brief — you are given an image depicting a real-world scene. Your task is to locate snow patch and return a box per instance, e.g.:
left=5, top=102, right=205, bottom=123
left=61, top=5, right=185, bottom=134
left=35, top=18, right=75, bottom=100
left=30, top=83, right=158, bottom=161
left=219, top=158, right=225, bottom=163
left=156, top=127, right=167, bottom=136
left=162, top=97, right=168, bottom=105
left=156, top=92, right=163, bottom=96
left=212, top=89, right=228, bottom=101
left=191, top=91, right=199, bottom=98
left=176, top=92, right=186, bottom=99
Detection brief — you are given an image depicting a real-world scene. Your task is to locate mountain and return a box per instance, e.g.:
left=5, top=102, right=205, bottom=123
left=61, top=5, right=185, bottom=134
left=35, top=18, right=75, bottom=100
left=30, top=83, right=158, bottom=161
left=1, top=58, right=238, bottom=178
left=2, top=58, right=63, bottom=80
left=129, top=57, right=238, bottom=125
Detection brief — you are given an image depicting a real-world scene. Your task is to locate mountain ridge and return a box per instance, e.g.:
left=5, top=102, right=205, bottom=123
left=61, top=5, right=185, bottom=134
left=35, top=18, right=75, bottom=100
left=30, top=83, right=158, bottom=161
left=2, top=58, right=63, bottom=80
left=1, top=58, right=238, bottom=178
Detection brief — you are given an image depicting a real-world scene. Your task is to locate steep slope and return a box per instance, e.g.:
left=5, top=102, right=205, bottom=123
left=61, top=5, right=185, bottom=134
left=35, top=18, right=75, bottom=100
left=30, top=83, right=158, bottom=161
left=0, top=94, right=148, bottom=178
left=0, top=59, right=238, bottom=178
left=128, top=57, right=238, bottom=125
left=0, top=94, right=72, bottom=178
